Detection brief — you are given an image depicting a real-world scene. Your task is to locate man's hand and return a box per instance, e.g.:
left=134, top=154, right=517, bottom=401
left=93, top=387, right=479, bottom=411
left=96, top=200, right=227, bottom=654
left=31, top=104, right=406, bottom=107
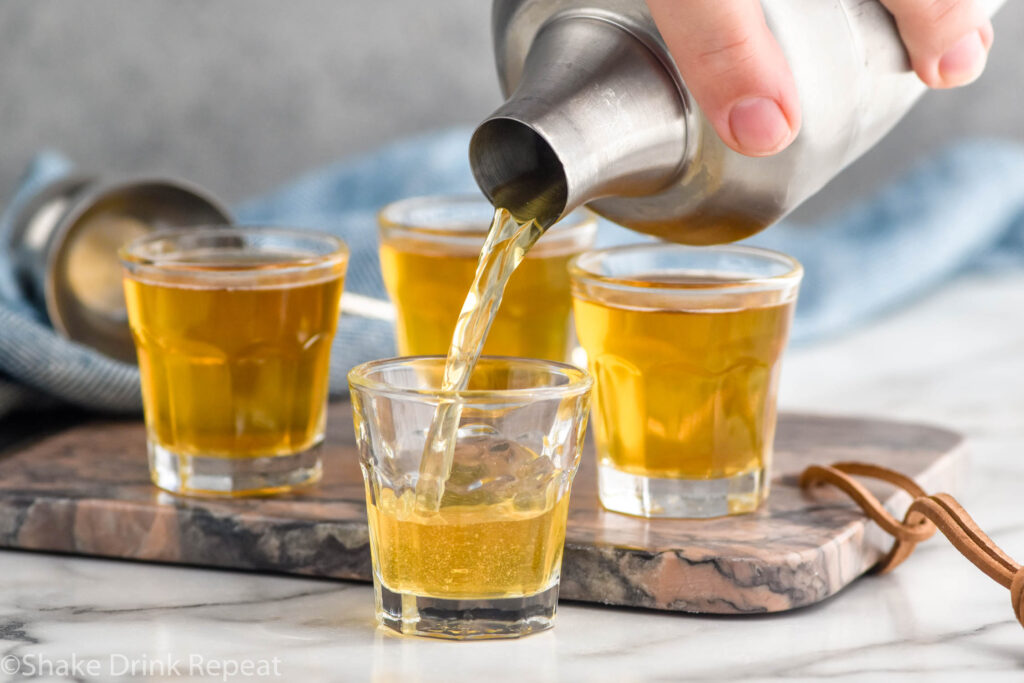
left=647, top=0, right=994, bottom=157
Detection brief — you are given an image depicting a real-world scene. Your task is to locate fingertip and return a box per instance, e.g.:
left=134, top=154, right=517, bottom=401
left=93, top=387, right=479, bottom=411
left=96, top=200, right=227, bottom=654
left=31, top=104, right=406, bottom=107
left=937, top=30, right=988, bottom=87
left=725, top=97, right=798, bottom=157
left=882, top=0, right=994, bottom=90
left=979, top=20, right=994, bottom=50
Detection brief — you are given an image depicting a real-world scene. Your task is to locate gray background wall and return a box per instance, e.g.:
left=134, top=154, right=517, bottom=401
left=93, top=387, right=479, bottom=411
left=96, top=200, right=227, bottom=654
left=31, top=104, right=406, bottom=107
left=0, top=0, right=1021, bottom=221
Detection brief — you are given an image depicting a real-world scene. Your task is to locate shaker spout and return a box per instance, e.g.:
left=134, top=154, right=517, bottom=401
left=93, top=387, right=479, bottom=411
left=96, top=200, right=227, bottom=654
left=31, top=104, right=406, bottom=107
left=469, top=15, right=688, bottom=228
left=470, top=116, right=568, bottom=228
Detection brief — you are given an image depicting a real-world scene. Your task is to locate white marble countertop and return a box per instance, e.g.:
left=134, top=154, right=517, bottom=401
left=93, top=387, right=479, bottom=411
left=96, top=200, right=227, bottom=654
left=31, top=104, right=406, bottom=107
left=2, top=269, right=1023, bottom=682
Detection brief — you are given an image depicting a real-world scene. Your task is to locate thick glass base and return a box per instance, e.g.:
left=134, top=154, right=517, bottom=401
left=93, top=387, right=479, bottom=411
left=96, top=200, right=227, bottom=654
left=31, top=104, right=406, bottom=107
left=598, top=463, right=765, bottom=518
left=148, top=440, right=322, bottom=497
left=374, top=579, right=558, bottom=640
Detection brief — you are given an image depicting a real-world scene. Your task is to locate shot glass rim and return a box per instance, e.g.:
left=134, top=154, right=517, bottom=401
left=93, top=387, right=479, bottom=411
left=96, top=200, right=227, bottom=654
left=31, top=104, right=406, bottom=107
left=568, top=242, right=803, bottom=295
left=347, top=355, right=594, bottom=401
left=118, top=225, right=349, bottom=282
left=377, top=193, right=597, bottom=240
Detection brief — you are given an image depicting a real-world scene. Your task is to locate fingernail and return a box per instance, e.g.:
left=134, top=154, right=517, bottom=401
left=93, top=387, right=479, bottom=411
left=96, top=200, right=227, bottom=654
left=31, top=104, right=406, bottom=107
left=939, top=31, right=987, bottom=86
left=728, top=97, right=792, bottom=156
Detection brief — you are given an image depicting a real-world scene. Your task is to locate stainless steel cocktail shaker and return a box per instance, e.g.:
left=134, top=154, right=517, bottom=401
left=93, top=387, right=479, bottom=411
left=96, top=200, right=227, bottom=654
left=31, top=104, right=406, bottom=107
left=470, top=0, right=1004, bottom=244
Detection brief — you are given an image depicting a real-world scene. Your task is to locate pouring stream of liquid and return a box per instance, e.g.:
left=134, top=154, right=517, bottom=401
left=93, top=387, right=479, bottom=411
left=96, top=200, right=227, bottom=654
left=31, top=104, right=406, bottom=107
left=414, top=208, right=543, bottom=512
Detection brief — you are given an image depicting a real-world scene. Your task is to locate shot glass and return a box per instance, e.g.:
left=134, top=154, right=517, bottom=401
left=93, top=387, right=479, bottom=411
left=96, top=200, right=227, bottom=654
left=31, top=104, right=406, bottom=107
left=120, top=227, right=348, bottom=496
left=348, top=356, right=592, bottom=639
left=378, top=195, right=597, bottom=362
left=570, top=244, right=802, bottom=518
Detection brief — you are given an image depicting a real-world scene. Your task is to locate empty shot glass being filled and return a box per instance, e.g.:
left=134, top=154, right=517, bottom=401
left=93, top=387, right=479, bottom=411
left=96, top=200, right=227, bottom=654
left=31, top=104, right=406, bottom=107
left=570, top=244, right=802, bottom=518
left=348, top=356, right=592, bottom=639
left=378, top=195, right=597, bottom=362
left=120, top=227, right=348, bottom=496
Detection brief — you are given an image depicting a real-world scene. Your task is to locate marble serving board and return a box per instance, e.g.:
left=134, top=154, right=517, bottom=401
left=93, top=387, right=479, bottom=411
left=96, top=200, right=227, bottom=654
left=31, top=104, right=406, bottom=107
left=0, top=402, right=965, bottom=615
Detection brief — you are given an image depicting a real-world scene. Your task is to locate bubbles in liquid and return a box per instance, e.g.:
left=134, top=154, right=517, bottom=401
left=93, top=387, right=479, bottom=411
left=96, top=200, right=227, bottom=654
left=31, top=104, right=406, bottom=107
left=443, top=431, right=540, bottom=505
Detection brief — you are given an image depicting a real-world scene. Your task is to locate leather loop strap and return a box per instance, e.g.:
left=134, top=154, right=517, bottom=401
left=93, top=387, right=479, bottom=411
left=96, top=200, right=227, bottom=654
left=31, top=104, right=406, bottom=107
left=799, top=465, right=935, bottom=543
left=1010, top=568, right=1024, bottom=628
left=801, top=461, right=1023, bottom=629
left=921, top=494, right=1018, bottom=583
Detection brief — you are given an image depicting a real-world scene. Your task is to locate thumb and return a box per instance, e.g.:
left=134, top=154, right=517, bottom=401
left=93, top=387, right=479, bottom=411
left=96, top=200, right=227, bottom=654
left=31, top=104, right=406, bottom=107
left=647, top=0, right=801, bottom=157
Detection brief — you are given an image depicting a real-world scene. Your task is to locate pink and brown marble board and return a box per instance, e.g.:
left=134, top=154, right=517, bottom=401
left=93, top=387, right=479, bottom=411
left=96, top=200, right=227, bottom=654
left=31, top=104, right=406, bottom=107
left=0, top=403, right=965, bottom=614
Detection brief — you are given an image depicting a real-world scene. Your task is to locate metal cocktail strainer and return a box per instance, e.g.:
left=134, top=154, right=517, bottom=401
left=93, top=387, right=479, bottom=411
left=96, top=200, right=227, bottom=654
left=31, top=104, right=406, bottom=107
left=7, top=176, right=232, bottom=363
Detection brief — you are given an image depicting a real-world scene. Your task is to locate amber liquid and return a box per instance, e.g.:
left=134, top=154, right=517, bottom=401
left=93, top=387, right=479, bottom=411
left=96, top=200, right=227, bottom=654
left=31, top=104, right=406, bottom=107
left=368, top=439, right=570, bottom=599
left=573, top=280, right=794, bottom=480
left=124, top=255, right=344, bottom=459
left=380, top=232, right=578, bottom=362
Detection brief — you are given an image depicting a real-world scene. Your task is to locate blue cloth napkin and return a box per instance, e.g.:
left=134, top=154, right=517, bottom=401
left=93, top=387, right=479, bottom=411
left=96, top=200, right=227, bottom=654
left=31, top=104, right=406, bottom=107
left=1, top=128, right=1023, bottom=419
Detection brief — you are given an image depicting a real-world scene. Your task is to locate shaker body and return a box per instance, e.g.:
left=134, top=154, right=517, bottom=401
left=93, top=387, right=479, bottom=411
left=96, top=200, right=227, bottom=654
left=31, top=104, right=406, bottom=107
left=475, top=0, right=999, bottom=243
